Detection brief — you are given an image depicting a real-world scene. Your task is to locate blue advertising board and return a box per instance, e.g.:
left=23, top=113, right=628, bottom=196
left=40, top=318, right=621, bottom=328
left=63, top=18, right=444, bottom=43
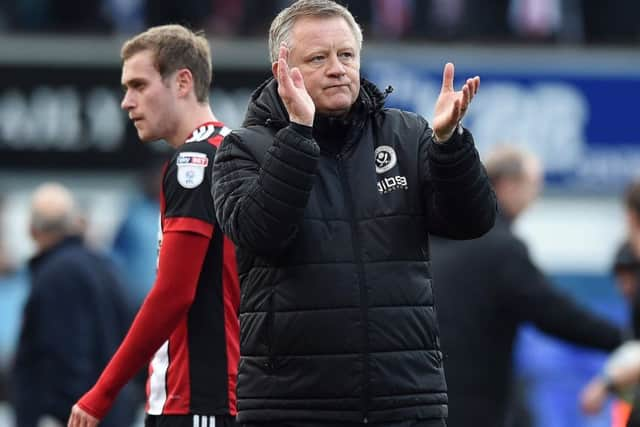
left=364, top=50, right=640, bottom=193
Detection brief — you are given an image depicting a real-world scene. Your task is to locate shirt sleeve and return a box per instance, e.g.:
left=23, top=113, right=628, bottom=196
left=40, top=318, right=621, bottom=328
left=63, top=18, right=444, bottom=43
left=75, top=230, right=210, bottom=419
left=163, top=143, right=217, bottom=237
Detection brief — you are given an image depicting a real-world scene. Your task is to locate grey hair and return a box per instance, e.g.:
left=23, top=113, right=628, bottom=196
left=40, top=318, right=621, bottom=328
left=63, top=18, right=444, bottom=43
left=30, top=182, right=78, bottom=235
left=483, top=145, right=536, bottom=186
left=268, top=0, right=363, bottom=63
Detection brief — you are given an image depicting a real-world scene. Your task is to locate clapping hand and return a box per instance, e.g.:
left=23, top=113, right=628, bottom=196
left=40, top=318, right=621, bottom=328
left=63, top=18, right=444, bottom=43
left=276, top=44, right=315, bottom=127
left=432, top=62, right=479, bottom=143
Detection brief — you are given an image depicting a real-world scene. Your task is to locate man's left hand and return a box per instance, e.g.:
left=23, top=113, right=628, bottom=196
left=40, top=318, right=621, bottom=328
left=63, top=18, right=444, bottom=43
left=67, top=404, right=100, bottom=427
left=432, top=62, right=479, bottom=143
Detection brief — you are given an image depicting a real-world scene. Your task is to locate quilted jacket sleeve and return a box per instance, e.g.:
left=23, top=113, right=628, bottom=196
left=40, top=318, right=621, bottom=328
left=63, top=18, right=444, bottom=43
left=420, top=123, right=497, bottom=239
left=212, top=124, right=320, bottom=254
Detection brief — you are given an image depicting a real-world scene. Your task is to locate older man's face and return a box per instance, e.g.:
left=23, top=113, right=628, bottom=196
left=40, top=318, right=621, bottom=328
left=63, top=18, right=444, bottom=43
left=287, top=16, right=360, bottom=116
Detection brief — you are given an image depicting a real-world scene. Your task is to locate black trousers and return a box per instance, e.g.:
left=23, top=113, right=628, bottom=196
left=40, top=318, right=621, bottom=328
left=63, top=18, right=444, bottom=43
left=243, top=419, right=447, bottom=427
left=145, top=414, right=238, bottom=427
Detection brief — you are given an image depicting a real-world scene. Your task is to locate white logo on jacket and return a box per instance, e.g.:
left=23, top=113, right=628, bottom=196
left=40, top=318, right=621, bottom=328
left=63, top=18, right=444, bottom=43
left=374, top=145, right=397, bottom=174
left=176, top=152, right=208, bottom=189
left=374, top=145, right=408, bottom=194
left=377, top=175, right=408, bottom=194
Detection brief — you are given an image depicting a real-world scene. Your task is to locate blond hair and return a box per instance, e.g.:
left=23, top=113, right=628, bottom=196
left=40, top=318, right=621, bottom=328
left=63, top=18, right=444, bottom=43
left=268, top=0, right=363, bottom=63
left=121, top=24, right=212, bottom=103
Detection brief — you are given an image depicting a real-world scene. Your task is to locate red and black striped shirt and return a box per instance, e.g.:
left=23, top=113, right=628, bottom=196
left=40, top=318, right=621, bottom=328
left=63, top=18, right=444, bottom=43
left=76, top=121, right=240, bottom=420
left=148, top=121, right=240, bottom=416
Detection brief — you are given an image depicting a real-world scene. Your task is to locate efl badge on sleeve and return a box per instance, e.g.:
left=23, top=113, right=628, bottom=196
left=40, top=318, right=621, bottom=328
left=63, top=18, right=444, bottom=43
left=176, top=152, right=209, bottom=189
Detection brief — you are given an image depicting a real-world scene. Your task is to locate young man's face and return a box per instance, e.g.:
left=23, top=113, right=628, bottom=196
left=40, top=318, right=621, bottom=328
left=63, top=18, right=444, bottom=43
left=286, top=16, right=360, bottom=116
left=121, top=50, right=179, bottom=143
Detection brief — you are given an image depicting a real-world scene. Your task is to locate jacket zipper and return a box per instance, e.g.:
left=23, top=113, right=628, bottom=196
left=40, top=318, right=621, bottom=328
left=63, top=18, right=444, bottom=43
left=266, top=286, right=275, bottom=371
left=337, top=155, right=370, bottom=423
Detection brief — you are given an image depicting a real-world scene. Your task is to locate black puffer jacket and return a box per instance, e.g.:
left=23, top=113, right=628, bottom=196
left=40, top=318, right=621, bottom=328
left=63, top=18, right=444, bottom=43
left=212, top=77, right=496, bottom=424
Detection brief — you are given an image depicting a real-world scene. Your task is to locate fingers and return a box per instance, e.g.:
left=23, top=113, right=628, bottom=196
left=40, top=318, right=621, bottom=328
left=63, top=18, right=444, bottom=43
left=278, top=43, right=289, bottom=64
left=461, top=83, right=470, bottom=109
left=472, top=76, right=480, bottom=95
left=441, top=62, right=454, bottom=92
left=277, top=45, right=293, bottom=91
left=464, top=76, right=480, bottom=97
left=68, top=405, right=99, bottom=427
left=68, top=407, right=77, bottom=427
left=68, top=407, right=83, bottom=427
left=290, top=67, right=305, bottom=90
left=458, top=76, right=480, bottom=117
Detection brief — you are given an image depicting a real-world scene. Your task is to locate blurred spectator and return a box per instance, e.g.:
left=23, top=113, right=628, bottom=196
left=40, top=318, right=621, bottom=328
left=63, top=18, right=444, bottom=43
left=0, top=196, right=29, bottom=403
left=579, top=242, right=640, bottom=427
left=239, top=0, right=289, bottom=37
left=613, top=242, right=640, bottom=314
left=2, top=0, right=639, bottom=44
left=2, top=0, right=51, bottom=31
left=111, top=159, right=164, bottom=310
left=10, top=183, right=135, bottom=427
left=337, top=0, right=373, bottom=37
left=5, top=0, right=112, bottom=32
left=371, top=0, right=413, bottom=39
left=206, top=0, right=245, bottom=36
left=104, top=0, right=145, bottom=34
left=456, top=0, right=511, bottom=41
left=47, top=0, right=112, bottom=32
left=625, top=181, right=640, bottom=272
left=508, top=0, right=563, bottom=41
left=581, top=180, right=640, bottom=426
left=413, top=0, right=465, bottom=40
left=0, top=267, right=28, bottom=403
left=145, top=0, right=211, bottom=32
left=430, top=145, right=625, bottom=427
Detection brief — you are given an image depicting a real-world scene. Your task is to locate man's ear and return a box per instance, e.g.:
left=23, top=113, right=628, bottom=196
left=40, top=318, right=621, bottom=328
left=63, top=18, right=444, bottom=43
left=271, top=61, right=279, bottom=80
left=176, top=68, right=194, bottom=98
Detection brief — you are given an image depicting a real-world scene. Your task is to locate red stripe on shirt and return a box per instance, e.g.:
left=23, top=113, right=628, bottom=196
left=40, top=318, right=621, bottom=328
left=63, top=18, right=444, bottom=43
left=164, top=217, right=213, bottom=238
left=163, top=318, right=191, bottom=414
left=208, top=134, right=225, bottom=148
left=222, top=236, right=240, bottom=414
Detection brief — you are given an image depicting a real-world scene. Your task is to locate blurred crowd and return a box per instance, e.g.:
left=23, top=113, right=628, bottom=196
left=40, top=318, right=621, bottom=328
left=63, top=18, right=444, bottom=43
left=0, top=1, right=637, bottom=425
left=0, top=0, right=638, bottom=44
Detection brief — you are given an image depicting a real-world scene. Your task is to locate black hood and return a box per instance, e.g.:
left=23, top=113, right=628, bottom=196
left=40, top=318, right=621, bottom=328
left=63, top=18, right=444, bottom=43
left=242, top=76, right=391, bottom=130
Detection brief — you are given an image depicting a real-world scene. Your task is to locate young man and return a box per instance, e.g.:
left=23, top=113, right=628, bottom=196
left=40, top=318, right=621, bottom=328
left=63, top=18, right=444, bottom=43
left=68, top=25, right=239, bottom=427
left=212, top=1, right=496, bottom=426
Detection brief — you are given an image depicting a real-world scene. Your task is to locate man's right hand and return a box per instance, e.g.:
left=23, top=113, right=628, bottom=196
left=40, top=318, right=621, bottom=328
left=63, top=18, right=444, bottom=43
left=276, top=44, right=315, bottom=127
left=67, top=404, right=100, bottom=427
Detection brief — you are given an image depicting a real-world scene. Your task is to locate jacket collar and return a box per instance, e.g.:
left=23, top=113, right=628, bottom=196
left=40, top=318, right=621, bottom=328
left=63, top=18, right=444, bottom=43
left=28, top=235, right=82, bottom=272
left=244, top=77, right=390, bottom=155
left=243, top=76, right=389, bottom=130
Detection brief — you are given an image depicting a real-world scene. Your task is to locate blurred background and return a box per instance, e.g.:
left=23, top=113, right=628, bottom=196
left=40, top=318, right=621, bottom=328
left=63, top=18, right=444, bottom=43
left=0, top=0, right=638, bottom=426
